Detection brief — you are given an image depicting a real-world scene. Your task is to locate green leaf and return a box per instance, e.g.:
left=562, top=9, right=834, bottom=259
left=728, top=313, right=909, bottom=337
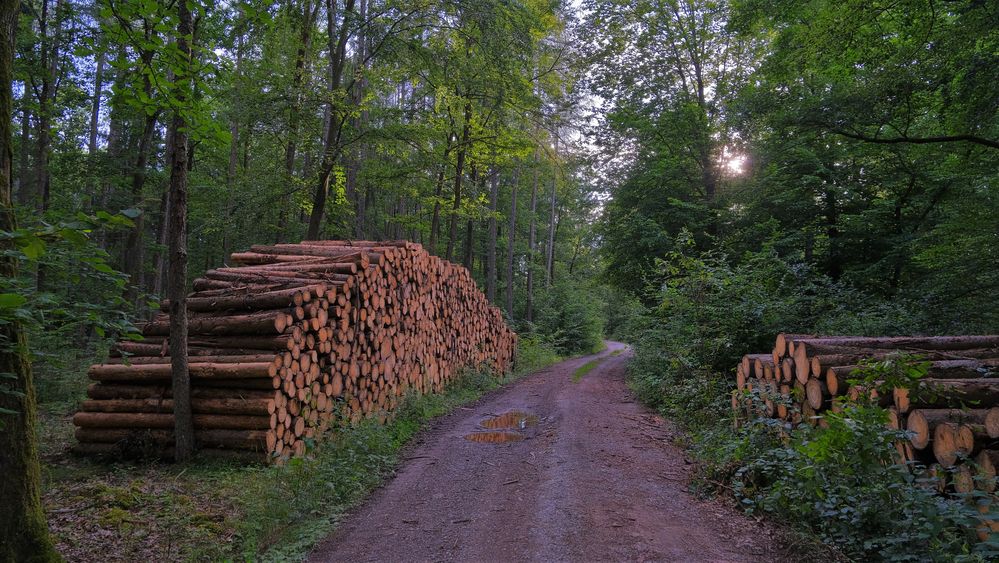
left=18, top=236, right=46, bottom=260
left=0, top=293, right=27, bottom=309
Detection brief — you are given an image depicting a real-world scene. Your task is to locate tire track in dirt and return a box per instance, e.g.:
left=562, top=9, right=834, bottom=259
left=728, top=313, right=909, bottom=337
left=309, top=342, right=779, bottom=562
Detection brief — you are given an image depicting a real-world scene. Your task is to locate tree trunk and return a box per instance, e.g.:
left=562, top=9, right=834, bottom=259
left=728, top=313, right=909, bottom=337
left=168, top=0, right=195, bottom=462
left=222, top=28, right=243, bottom=262
left=88, top=49, right=104, bottom=155
left=15, top=104, right=28, bottom=204
left=277, top=0, right=318, bottom=241
left=305, top=0, right=355, bottom=241
left=428, top=135, right=452, bottom=254
left=122, top=86, right=158, bottom=303
left=505, top=166, right=518, bottom=315
left=545, top=141, right=557, bottom=287
left=0, top=0, right=59, bottom=556
left=486, top=165, right=498, bottom=302
left=446, top=100, right=472, bottom=261
left=526, top=149, right=539, bottom=323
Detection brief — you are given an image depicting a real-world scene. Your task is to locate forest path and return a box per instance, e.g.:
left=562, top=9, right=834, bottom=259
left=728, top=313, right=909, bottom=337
left=309, top=342, right=778, bottom=562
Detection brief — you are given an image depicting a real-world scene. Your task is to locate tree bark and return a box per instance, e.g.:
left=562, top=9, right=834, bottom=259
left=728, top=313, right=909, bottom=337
left=505, top=166, right=518, bottom=315
left=15, top=104, right=28, bottom=204
left=0, top=0, right=59, bottom=556
left=446, top=100, right=472, bottom=261
left=277, top=0, right=318, bottom=241
left=545, top=140, right=557, bottom=287
left=88, top=49, right=104, bottom=155
left=168, top=0, right=195, bottom=462
left=486, top=165, right=498, bottom=302
left=428, top=133, right=453, bottom=255
left=526, top=149, right=539, bottom=323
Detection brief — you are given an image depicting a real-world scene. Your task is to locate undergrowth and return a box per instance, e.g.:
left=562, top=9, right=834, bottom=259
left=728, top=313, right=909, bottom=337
left=619, top=240, right=999, bottom=561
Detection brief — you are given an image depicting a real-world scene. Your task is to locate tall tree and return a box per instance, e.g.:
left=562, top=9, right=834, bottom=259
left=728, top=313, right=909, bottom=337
left=0, top=0, right=58, bottom=557
left=167, top=0, right=195, bottom=461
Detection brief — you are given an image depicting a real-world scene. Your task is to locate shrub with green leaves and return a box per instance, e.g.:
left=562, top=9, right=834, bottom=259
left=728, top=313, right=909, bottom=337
left=528, top=279, right=605, bottom=356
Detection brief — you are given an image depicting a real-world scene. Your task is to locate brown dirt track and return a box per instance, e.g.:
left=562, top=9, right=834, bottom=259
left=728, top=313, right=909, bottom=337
left=309, top=341, right=780, bottom=562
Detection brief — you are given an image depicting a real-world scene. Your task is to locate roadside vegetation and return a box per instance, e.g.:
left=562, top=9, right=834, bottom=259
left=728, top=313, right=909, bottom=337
left=610, top=244, right=999, bottom=561
left=38, top=337, right=563, bottom=562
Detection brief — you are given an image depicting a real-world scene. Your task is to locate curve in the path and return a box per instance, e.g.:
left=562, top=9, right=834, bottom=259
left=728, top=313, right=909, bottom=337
left=309, top=341, right=778, bottom=562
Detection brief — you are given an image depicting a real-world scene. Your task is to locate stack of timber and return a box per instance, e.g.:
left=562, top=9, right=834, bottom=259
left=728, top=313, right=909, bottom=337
left=733, top=334, right=999, bottom=498
left=74, top=240, right=517, bottom=462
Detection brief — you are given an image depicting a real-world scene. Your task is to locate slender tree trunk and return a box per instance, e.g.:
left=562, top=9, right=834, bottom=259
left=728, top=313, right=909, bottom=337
left=446, top=100, right=472, bottom=261
left=428, top=135, right=452, bottom=254
left=486, top=165, right=498, bottom=302
left=15, top=104, right=29, bottom=204
left=88, top=50, right=104, bottom=155
left=305, top=0, right=355, bottom=240
left=34, top=0, right=53, bottom=213
left=526, top=149, right=539, bottom=323
left=152, top=125, right=174, bottom=299
left=461, top=164, right=478, bottom=268
left=504, top=166, right=518, bottom=315
left=277, top=0, right=317, bottom=241
left=545, top=142, right=557, bottom=287
left=86, top=48, right=105, bottom=213
left=122, top=100, right=158, bottom=303
left=168, top=0, right=195, bottom=462
left=0, top=0, right=59, bottom=556
left=222, top=29, right=243, bottom=262
left=350, top=0, right=369, bottom=239
left=823, top=186, right=840, bottom=281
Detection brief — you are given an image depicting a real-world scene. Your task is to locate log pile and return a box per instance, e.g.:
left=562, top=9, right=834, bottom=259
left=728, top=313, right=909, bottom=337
left=74, top=240, right=517, bottom=462
left=733, top=334, right=999, bottom=497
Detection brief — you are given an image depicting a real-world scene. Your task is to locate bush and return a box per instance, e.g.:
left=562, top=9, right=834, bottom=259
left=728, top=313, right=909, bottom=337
left=722, top=405, right=997, bottom=561
left=528, top=279, right=605, bottom=356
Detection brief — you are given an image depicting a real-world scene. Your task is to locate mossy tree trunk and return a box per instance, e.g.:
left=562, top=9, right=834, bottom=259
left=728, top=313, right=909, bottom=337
left=0, top=0, right=59, bottom=559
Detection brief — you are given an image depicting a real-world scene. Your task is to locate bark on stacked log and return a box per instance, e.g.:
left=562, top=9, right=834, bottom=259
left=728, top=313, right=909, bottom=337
left=733, top=334, right=999, bottom=496
left=73, top=241, right=517, bottom=462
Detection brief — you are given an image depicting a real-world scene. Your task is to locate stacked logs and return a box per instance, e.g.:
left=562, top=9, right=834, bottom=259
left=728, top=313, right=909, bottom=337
left=733, top=334, right=999, bottom=497
left=73, top=240, right=517, bottom=462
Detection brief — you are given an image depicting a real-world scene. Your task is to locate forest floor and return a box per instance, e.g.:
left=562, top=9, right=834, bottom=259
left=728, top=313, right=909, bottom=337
left=309, top=341, right=784, bottom=562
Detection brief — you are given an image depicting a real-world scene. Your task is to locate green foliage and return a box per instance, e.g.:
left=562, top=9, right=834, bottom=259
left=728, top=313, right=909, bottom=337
left=527, top=279, right=605, bottom=356
left=1, top=211, right=138, bottom=409
left=512, top=335, right=562, bottom=375
left=724, top=405, right=997, bottom=561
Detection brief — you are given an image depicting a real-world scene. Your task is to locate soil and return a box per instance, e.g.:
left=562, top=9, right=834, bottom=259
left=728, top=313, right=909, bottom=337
left=309, top=342, right=781, bottom=562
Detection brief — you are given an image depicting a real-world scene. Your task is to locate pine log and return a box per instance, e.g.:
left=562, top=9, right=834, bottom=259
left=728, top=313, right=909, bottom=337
left=905, top=409, right=991, bottom=450
left=72, top=412, right=270, bottom=430
left=141, top=311, right=289, bottom=336
left=75, top=427, right=267, bottom=449
left=80, top=397, right=272, bottom=416
left=895, top=379, right=999, bottom=413
left=88, top=362, right=273, bottom=382
left=70, top=442, right=264, bottom=462
left=86, top=383, right=272, bottom=401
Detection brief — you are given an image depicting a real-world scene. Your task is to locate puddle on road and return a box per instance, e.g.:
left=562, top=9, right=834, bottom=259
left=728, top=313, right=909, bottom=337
left=479, top=410, right=538, bottom=430
left=464, top=410, right=538, bottom=443
left=464, top=431, right=526, bottom=443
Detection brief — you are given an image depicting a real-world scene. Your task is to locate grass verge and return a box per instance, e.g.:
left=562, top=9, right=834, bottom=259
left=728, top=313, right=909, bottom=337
left=40, top=339, right=562, bottom=562
left=572, top=358, right=602, bottom=382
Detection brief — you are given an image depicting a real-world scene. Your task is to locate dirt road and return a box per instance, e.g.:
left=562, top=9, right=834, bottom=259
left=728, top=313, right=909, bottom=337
left=309, top=342, right=778, bottom=562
